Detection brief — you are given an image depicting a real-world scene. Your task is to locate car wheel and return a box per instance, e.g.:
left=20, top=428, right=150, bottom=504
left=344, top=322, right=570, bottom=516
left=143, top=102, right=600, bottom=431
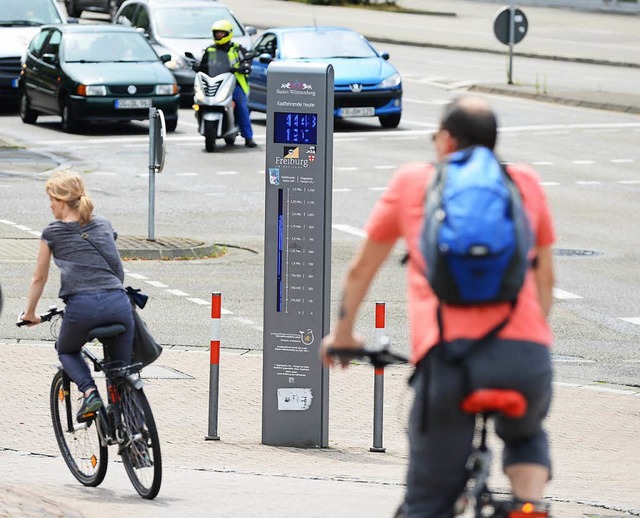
left=20, top=91, right=38, bottom=124
left=65, top=0, right=81, bottom=18
left=61, top=97, right=79, bottom=134
left=379, top=113, right=401, bottom=129
left=108, top=0, right=119, bottom=20
left=165, top=117, right=177, bottom=133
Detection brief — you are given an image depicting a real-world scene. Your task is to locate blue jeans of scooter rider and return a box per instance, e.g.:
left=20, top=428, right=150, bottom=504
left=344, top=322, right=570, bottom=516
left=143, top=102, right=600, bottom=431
left=233, top=85, right=253, bottom=140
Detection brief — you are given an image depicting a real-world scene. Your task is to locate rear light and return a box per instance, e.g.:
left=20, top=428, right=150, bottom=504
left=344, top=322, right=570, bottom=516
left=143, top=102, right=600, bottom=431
left=508, top=502, right=548, bottom=517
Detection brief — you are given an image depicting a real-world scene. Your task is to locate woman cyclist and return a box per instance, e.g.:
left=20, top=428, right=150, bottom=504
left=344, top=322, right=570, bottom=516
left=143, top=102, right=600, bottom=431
left=22, top=171, right=133, bottom=423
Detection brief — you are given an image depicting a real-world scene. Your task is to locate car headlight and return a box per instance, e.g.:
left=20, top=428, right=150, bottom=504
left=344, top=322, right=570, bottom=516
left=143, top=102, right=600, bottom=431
left=165, top=54, right=190, bottom=71
left=77, top=85, right=107, bottom=96
left=377, top=72, right=401, bottom=89
left=155, top=84, right=175, bottom=95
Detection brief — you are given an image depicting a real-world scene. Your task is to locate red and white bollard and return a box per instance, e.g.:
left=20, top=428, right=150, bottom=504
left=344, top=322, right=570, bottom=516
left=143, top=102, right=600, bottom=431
left=370, top=301, right=386, bottom=453
left=205, top=292, right=221, bottom=441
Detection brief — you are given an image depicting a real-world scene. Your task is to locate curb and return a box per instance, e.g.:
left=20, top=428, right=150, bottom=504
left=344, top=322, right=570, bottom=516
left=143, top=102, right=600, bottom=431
left=469, top=84, right=640, bottom=115
left=117, top=236, right=225, bottom=260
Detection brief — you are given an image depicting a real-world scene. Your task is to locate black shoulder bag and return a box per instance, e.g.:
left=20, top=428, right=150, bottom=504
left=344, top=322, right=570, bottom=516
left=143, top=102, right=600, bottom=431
left=78, top=230, right=162, bottom=368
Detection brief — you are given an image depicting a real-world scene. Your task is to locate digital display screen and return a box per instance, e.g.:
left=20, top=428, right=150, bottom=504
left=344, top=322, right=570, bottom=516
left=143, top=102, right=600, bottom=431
left=274, top=112, right=318, bottom=145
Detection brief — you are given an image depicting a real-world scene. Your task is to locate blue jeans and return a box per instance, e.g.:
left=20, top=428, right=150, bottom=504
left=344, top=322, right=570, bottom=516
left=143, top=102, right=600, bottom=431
left=404, top=339, right=552, bottom=517
left=57, top=289, right=134, bottom=394
left=232, top=84, right=253, bottom=140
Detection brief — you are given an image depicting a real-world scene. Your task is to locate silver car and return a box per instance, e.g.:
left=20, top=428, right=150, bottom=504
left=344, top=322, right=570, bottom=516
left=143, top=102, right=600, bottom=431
left=114, top=0, right=255, bottom=105
left=0, top=0, right=67, bottom=101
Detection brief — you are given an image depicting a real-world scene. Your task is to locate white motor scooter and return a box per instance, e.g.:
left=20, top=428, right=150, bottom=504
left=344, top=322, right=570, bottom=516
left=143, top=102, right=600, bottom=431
left=192, top=68, right=239, bottom=153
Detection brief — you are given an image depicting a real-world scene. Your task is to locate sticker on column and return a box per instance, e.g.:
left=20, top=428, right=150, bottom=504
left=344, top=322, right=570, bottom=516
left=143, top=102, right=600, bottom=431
left=277, top=388, right=313, bottom=410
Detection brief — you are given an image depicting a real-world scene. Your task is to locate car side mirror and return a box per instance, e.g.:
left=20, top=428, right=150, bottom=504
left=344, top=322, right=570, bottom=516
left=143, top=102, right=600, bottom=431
left=160, top=54, right=171, bottom=63
left=42, top=53, right=57, bottom=65
left=380, top=51, right=390, bottom=60
left=245, top=26, right=257, bottom=36
left=134, top=27, right=149, bottom=39
left=258, top=52, right=273, bottom=64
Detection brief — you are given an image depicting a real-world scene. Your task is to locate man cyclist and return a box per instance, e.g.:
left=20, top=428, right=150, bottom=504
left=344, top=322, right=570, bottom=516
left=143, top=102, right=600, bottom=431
left=322, top=95, right=555, bottom=516
left=198, top=19, right=257, bottom=148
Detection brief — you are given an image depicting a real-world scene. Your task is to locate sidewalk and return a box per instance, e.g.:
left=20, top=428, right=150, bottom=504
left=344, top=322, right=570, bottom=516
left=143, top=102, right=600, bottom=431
left=1, top=341, right=639, bottom=515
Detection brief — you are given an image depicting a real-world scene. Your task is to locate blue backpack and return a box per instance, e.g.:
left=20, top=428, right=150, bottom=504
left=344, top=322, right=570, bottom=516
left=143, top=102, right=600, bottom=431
left=421, top=146, right=532, bottom=307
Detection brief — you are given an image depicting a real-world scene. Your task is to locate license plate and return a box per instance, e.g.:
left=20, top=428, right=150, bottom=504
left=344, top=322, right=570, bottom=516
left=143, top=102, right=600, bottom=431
left=11, top=78, right=19, bottom=88
left=115, top=98, right=152, bottom=109
left=340, top=107, right=375, bottom=117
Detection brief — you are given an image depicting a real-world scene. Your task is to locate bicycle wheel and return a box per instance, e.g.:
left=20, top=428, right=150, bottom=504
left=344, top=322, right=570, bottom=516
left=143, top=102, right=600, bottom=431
left=50, top=370, right=108, bottom=486
left=118, top=382, right=162, bottom=499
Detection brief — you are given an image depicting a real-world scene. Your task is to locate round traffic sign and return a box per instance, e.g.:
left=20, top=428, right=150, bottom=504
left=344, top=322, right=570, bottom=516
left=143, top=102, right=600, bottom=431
left=493, top=7, right=528, bottom=45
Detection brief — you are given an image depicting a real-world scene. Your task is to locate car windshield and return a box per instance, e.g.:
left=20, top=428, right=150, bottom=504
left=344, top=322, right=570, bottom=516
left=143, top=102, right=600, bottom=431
left=0, top=0, right=62, bottom=25
left=281, top=30, right=377, bottom=60
left=62, top=31, right=159, bottom=63
left=154, top=7, right=242, bottom=39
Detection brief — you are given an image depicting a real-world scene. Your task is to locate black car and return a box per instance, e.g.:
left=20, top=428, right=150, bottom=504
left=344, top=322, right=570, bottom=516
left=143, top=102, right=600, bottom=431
left=20, top=24, right=180, bottom=132
left=64, top=0, right=127, bottom=21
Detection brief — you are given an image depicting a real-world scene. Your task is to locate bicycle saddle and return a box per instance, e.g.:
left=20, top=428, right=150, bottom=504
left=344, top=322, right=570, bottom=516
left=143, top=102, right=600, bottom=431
left=461, top=389, right=527, bottom=418
left=87, top=324, right=126, bottom=342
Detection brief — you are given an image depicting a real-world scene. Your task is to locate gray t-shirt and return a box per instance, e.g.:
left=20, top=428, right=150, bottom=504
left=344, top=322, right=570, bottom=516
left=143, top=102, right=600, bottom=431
left=41, top=215, right=124, bottom=299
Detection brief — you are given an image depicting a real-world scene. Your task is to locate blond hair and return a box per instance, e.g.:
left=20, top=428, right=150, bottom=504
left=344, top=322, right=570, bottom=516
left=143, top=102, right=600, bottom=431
left=45, top=171, right=94, bottom=225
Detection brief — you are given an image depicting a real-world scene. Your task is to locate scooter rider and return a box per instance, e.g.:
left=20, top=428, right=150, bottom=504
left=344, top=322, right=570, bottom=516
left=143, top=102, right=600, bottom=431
left=198, top=19, right=257, bottom=148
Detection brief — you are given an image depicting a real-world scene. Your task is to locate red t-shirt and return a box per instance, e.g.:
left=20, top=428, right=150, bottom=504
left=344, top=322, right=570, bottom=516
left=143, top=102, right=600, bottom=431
left=365, top=162, right=555, bottom=364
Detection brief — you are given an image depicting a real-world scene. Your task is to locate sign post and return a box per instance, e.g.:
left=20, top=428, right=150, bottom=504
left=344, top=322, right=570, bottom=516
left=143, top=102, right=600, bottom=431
left=147, top=107, right=166, bottom=241
left=493, top=6, right=529, bottom=85
left=262, top=62, right=334, bottom=448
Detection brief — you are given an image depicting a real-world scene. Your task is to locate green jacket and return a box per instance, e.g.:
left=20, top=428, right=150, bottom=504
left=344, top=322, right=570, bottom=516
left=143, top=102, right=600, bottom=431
left=199, top=42, right=250, bottom=94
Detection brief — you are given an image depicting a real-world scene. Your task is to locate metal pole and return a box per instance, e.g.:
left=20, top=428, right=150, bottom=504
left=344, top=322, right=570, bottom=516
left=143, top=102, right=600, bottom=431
left=508, top=6, right=515, bottom=85
left=370, top=301, right=386, bottom=453
left=205, top=292, right=222, bottom=440
left=148, top=107, right=156, bottom=241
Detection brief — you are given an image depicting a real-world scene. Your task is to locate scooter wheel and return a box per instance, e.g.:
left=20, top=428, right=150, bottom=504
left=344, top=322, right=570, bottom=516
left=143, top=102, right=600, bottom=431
left=205, top=135, right=216, bottom=152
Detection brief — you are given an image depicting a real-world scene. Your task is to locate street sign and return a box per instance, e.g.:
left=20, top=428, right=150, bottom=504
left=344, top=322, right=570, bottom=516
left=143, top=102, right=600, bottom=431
left=262, top=62, right=334, bottom=448
left=493, top=6, right=529, bottom=85
left=494, top=6, right=528, bottom=45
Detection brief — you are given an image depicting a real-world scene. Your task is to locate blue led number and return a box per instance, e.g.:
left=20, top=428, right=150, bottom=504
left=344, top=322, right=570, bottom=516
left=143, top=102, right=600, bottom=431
left=274, top=112, right=318, bottom=145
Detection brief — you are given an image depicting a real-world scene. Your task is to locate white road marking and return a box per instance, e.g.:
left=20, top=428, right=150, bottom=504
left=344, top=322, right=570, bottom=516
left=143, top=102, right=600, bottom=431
left=374, top=165, right=397, bottom=170
left=368, top=187, right=387, bottom=191
left=166, top=289, right=190, bottom=296
left=618, top=180, right=640, bottom=184
left=0, top=220, right=16, bottom=225
left=620, top=317, right=640, bottom=325
left=403, top=97, right=449, bottom=106
left=232, top=317, right=255, bottom=325
left=126, top=273, right=148, bottom=280
left=572, top=160, right=595, bottom=165
left=14, top=225, right=31, bottom=231
left=257, top=170, right=265, bottom=174
left=187, top=297, right=211, bottom=305
left=144, top=280, right=168, bottom=288
left=553, top=288, right=583, bottom=300
left=333, top=188, right=352, bottom=193
left=332, top=224, right=366, bottom=238
left=221, top=307, right=233, bottom=315
left=575, top=181, right=601, bottom=185
left=610, top=159, right=634, bottom=164
left=533, top=131, right=569, bottom=136
left=29, top=231, right=41, bottom=237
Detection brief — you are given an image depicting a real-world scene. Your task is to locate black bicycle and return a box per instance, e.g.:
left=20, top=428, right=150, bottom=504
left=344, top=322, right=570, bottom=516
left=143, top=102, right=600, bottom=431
left=18, top=307, right=162, bottom=499
left=326, top=344, right=549, bottom=518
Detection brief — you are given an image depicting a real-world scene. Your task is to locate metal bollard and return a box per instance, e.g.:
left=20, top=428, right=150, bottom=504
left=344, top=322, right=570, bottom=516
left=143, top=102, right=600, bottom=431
left=205, top=292, right=221, bottom=441
left=370, top=301, right=386, bottom=453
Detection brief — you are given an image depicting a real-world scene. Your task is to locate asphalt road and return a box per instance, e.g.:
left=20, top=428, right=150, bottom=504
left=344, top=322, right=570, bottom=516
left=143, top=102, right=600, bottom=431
left=1, top=15, right=639, bottom=389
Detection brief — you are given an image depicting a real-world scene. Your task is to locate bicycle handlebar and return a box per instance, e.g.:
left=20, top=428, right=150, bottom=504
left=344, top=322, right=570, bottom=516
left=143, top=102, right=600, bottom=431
left=326, top=346, right=408, bottom=369
left=16, top=306, right=64, bottom=327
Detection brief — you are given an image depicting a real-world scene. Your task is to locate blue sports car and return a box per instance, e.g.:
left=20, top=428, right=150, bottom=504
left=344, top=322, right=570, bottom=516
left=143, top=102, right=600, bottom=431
left=248, top=27, right=402, bottom=128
